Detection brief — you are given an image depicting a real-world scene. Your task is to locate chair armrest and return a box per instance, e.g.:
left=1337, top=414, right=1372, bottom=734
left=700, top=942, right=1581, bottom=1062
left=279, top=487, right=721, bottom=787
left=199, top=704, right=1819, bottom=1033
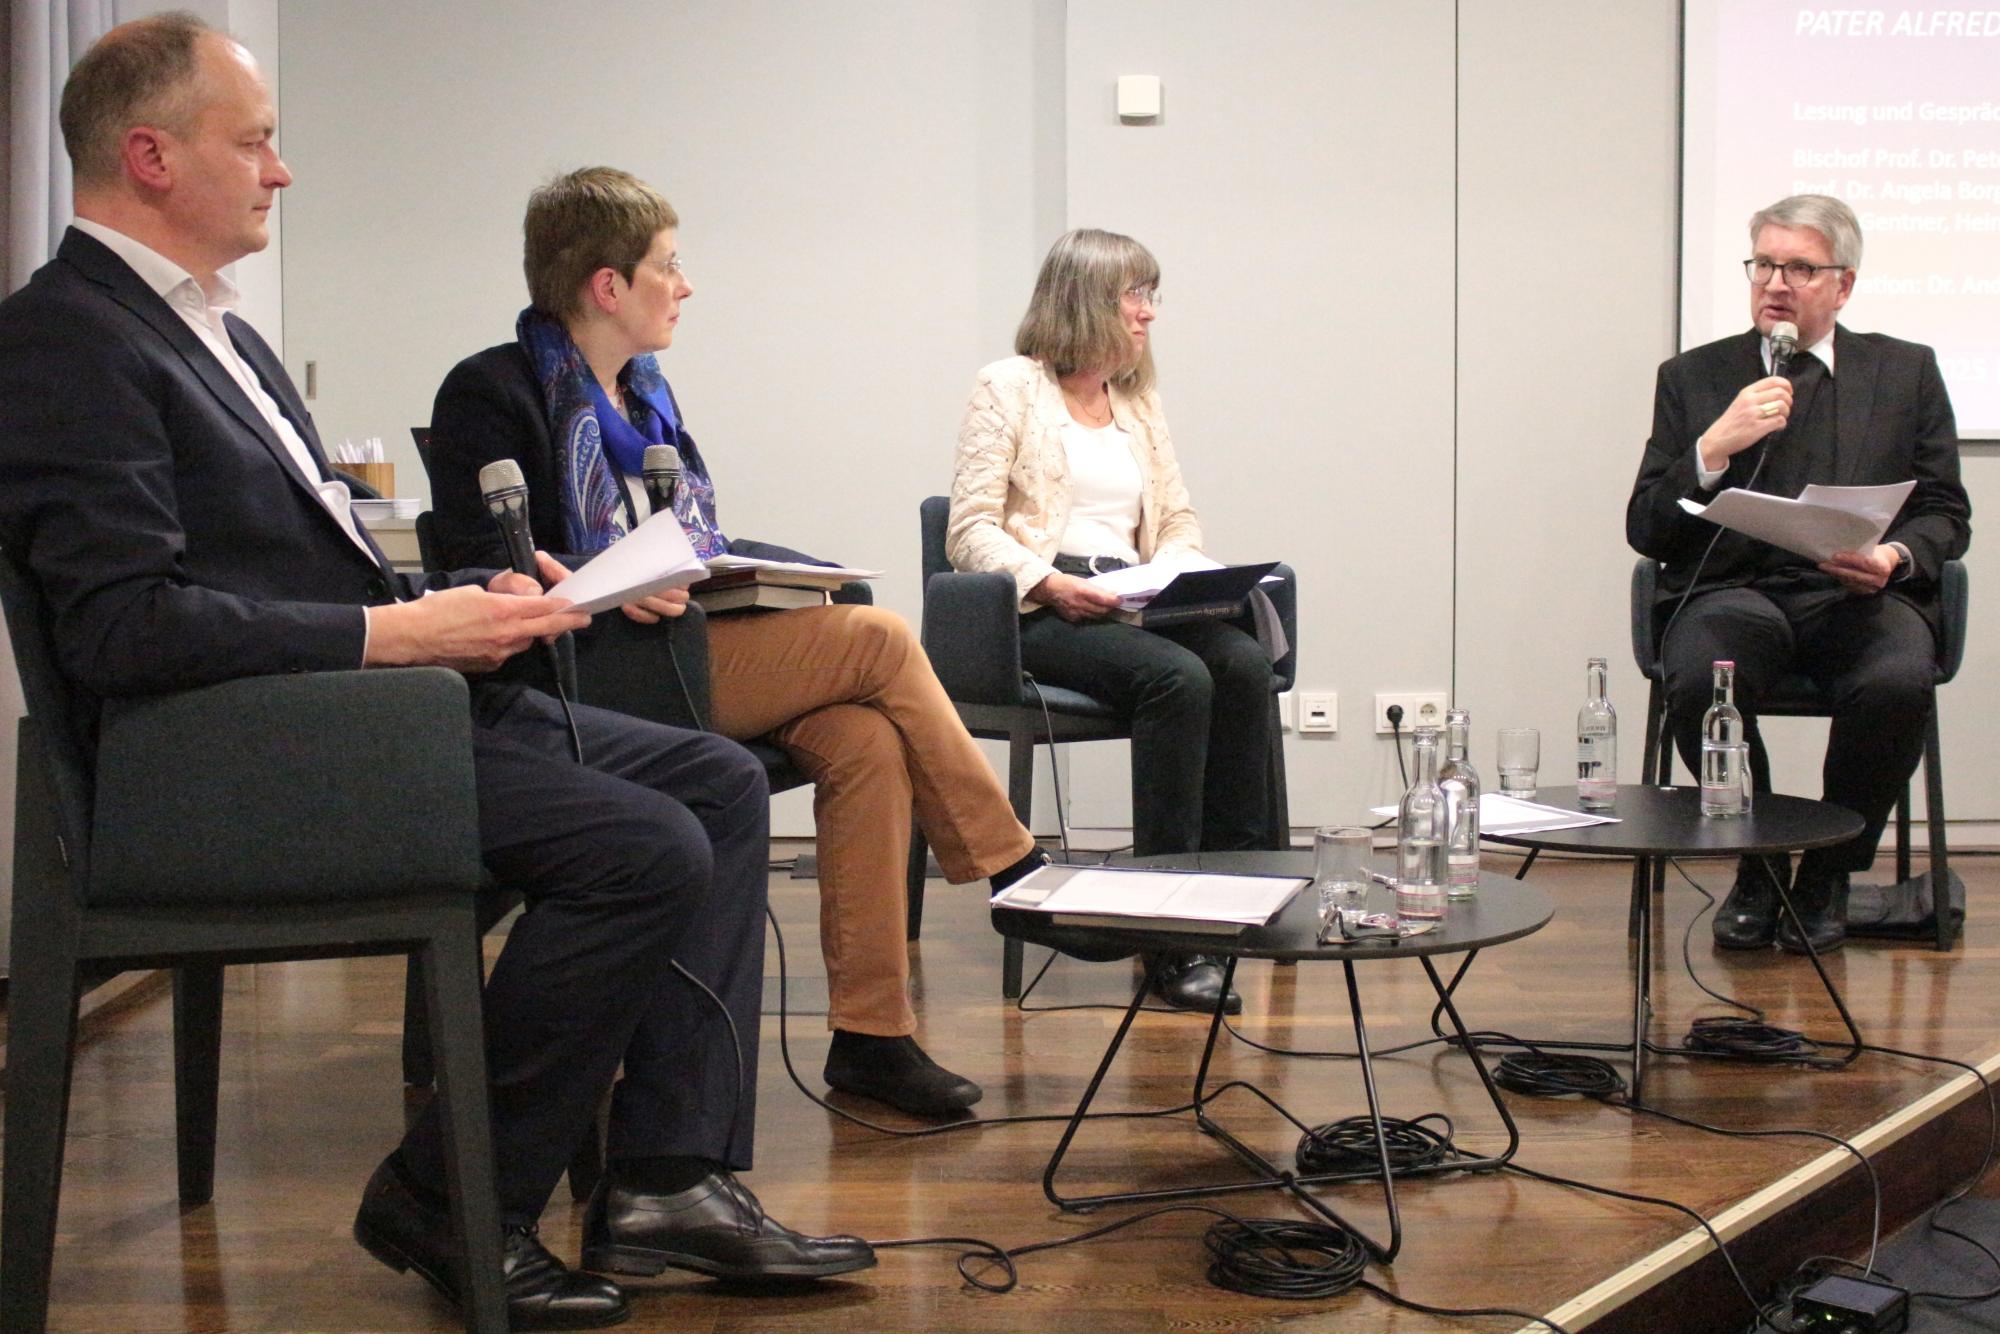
left=832, top=581, right=873, bottom=606
left=922, top=571, right=1024, bottom=707
left=89, top=667, right=481, bottom=906
left=1263, top=563, right=1299, bottom=691
left=1938, top=559, right=1968, bottom=684
left=1631, top=560, right=1661, bottom=679
left=571, top=601, right=714, bottom=731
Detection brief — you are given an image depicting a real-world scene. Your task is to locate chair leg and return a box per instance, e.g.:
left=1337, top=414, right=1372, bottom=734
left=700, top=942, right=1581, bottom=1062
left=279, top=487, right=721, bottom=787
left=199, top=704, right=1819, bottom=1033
left=419, top=922, right=508, bottom=1334
left=0, top=951, right=81, bottom=1334
left=1925, top=706, right=1954, bottom=951
left=172, top=964, right=225, bottom=1207
left=402, top=955, right=434, bottom=1088
left=1895, top=784, right=1913, bottom=885
left=1000, top=730, right=1036, bottom=999
left=906, top=801, right=928, bottom=942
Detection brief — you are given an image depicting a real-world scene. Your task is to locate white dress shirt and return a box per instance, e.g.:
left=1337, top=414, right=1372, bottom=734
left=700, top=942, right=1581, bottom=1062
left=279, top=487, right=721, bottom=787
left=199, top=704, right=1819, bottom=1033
left=71, top=218, right=374, bottom=560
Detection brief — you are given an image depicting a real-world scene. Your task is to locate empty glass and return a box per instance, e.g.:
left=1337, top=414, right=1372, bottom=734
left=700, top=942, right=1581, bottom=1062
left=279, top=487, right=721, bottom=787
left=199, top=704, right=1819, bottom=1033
left=1496, top=728, right=1540, bottom=799
left=1312, top=826, right=1373, bottom=918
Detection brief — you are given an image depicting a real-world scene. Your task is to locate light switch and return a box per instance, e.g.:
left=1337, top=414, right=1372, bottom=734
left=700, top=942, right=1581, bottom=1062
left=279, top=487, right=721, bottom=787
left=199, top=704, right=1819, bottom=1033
left=1117, top=75, right=1161, bottom=121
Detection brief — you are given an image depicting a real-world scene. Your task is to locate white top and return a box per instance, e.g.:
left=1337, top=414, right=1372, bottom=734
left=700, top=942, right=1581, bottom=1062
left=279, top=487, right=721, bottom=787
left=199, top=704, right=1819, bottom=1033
left=1055, top=419, right=1143, bottom=563
left=71, top=218, right=373, bottom=561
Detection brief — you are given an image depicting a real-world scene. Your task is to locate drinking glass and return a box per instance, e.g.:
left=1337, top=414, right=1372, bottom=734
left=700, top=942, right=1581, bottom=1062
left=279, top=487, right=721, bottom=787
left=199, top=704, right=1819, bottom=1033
left=1312, top=826, right=1373, bottom=917
left=1496, top=728, right=1540, bottom=799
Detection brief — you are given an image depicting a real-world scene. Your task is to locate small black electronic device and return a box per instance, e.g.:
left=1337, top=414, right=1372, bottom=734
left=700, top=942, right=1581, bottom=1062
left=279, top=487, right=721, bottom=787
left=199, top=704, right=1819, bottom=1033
left=1790, top=1275, right=1908, bottom=1333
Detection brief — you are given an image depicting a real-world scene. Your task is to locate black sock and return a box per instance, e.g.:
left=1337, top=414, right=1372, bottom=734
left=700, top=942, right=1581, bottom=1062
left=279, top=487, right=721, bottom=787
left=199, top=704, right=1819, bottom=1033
left=988, top=845, right=1050, bottom=893
left=610, top=1154, right=722, bottom=1194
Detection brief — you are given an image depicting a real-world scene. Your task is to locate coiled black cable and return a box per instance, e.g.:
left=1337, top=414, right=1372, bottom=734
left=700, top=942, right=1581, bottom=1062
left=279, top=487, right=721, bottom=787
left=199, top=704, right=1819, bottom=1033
left=1202, top=1217, right=1367, bottom=1299
left=1494, top=1049, right=1628, bottom=1099
left=1295, top=1113, right=1462, bottom=1176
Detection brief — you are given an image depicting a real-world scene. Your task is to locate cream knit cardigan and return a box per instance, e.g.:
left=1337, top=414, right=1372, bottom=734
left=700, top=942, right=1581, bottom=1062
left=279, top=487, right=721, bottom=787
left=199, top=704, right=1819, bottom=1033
left=947, top=355, right=1204, bottom=611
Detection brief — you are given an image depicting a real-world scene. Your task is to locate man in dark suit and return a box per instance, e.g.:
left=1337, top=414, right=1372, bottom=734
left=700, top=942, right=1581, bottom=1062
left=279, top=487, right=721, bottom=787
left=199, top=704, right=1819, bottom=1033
left=1627, top=193, right=1969, bottom=956
left=0, top=15, right=871, bottom=1329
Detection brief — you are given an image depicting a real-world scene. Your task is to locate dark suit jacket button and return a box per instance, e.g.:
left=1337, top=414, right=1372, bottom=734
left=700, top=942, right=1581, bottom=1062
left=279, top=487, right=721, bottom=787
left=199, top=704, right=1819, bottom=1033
left=365, top=578, right=388, bottom=600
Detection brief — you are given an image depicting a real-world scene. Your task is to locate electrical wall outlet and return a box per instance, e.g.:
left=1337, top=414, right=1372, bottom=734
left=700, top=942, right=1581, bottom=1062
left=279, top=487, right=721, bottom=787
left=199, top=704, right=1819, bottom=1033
left=1374, top=692, right=1448, bottom=735
left=1296, top=691, right=1336, bottom=734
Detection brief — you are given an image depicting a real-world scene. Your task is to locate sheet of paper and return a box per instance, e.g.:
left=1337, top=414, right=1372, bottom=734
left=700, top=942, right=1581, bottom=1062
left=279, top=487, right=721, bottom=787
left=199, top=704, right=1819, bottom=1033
left=702, top=554, right=884, bottom=581
left=1677, top=480, right=1914, bottom=563
left=546, top=510, right=708, bottom=615
left=1004, top=867, right=1302, bottom=925
left=1368, top=793, right=1620, bottom=834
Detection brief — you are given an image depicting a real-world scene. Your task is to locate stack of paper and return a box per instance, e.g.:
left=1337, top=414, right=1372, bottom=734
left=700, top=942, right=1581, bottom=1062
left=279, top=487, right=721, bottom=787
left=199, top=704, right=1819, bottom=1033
left=1678, top=481, right=1914, bottom=563
left=991, top=865, right=1304, bottom=935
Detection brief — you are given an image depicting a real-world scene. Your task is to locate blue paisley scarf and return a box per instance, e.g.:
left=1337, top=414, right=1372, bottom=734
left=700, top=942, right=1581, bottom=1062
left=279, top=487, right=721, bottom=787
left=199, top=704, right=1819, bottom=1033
left=517, top=307, right=729, bottom=558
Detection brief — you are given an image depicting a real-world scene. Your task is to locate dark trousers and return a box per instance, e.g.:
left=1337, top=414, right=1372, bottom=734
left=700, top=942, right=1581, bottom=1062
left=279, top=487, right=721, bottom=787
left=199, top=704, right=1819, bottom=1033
left=1019, top=612, right=1273, bottom=856
left=1662, top=584, right=1935, bottom=873
left=398, top=684, right=769, bottom=1223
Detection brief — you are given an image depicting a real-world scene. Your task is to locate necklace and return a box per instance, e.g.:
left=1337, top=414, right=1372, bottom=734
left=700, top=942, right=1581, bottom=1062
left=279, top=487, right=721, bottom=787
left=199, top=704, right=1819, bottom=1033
left=1064, top=382, right=1112, bottom=428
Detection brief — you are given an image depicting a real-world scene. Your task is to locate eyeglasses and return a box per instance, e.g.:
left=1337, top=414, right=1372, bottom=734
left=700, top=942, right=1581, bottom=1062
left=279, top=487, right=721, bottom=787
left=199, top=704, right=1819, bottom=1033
left=1123, top=285, right=1162, bottom=309
left=629, top=255, right=686, bottom=279
left=1743, top=258, right=1845, bottom=287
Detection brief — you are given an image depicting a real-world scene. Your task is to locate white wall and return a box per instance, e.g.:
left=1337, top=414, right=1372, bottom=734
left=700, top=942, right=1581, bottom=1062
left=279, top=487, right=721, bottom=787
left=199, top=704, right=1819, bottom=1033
left=272, top=1, right=1998, bottom=842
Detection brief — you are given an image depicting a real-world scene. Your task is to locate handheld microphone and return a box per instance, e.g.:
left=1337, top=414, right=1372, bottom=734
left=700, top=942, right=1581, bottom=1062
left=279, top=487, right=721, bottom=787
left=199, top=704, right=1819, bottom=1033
left=642, top=444, right=683, bottom=517
left=1769, top=320, right=1799, bottom=379
left=478, top=458, right=538, bottom=580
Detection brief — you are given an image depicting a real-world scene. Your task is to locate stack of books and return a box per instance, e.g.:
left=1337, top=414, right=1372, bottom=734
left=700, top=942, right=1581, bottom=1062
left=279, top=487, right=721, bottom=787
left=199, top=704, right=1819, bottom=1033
left=690, top=555, right=881, bottom=614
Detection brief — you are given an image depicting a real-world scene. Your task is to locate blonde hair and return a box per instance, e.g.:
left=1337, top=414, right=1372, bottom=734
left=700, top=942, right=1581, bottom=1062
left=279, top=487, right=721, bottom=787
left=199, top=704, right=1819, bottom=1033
left=1013, top=228, right=1159, bottom=395
left=523, top=167, right=679, bottom=319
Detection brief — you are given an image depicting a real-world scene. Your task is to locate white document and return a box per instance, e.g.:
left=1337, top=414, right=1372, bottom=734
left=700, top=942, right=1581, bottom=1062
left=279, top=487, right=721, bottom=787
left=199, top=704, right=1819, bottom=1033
left=1677, top=480, right=1914, bottom=563
left=546, top=510, right=709, bottom=615
left=1368, top=793, right=1619, bottom=834
left=702, top=554, right=884, bottom=582
left=992, top=865, right=1303, bottom=927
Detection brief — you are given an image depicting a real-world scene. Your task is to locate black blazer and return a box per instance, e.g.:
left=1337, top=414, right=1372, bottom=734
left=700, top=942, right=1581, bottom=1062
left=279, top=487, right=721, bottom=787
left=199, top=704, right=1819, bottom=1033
left=427, top=342, right=826, bottom=573
left=1625, top=325, right=1970, bottom=625
left=0, top=229, right=479, bottom=700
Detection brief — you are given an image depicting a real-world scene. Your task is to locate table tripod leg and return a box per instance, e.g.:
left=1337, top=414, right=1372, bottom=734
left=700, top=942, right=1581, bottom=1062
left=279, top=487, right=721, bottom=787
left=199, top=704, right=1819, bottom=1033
left=1042, top=973, right=1152, bottom=1212
left=1189, top=956, right=1239, bottom=1125
left=1421, top=957, right=1521, bottom=1166
left=1426, top=949, right=1481, bottom=1041
left=1766, top=865, right=1865, bottom=1066
left=1337, top=961, right=1402, bottom=1263
left=1514, top=848, right=1539, bottom=881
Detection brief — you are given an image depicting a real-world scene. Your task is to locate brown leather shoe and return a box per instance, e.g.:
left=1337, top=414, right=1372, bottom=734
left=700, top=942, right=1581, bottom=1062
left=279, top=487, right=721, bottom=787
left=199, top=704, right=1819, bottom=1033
left=582, top=1170, right=876, bottom=1281
left=353, top=1158, right=628, bottom=1329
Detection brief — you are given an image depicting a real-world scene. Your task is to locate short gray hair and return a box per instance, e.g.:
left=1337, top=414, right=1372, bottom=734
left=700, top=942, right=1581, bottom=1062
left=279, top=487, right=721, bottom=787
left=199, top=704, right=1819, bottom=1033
left=60, top=11, right=217, bottom=187
left=1749, top=194, right=1863, bottom=270
left=1014, top=229, right=1160, bottom=395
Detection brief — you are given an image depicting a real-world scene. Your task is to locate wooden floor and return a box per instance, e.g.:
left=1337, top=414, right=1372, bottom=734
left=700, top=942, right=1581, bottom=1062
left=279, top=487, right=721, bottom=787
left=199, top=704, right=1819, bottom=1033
left=8, top=841, right=2000, bottom=1332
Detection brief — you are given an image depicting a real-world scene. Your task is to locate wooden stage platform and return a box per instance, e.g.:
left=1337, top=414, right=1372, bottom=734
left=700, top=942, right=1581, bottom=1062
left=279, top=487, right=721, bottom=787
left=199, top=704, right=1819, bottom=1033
left=7, top=840, right=1999, bottom=1331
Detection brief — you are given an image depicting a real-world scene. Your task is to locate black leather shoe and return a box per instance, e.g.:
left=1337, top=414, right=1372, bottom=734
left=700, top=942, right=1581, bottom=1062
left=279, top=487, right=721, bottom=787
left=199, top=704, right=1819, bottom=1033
left=1148, top=952, right=1241, bottom=1015
left=1712, top=854, right=1786, bottom=950
left=353, top=1159, right=628, bottom=1329
left=582, top=1170, right=876, bottom=1281
left=824, top=1031, right=982, bottom=1117
left=1776, top=868, right=1849, bottom=955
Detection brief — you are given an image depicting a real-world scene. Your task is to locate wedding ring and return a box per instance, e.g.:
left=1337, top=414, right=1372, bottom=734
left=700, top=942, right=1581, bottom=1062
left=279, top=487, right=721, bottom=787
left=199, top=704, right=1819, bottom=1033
left=1760, top=402, right=1780, bottom=418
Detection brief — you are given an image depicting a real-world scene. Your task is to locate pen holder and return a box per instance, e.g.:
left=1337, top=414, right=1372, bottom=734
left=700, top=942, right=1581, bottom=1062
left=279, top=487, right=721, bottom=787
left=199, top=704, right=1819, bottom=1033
left=334, top=462, right=395, bottom=497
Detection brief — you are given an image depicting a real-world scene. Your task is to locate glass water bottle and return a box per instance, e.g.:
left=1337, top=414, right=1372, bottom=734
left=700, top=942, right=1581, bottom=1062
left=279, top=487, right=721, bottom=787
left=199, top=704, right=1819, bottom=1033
left=1439, top=707, right=1481, bottom=897
left=1576, top=657, right=1618, bottom=809
left=1700, top=659, right=1749, bottom=818
left=1396, top=727, right=1448, bottom=921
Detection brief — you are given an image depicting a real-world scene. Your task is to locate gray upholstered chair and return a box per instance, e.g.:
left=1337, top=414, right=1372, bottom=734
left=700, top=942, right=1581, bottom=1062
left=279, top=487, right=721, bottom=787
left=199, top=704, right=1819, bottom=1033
left=1629, top=557, right=1969, bottom=949
left=913, top=496, right=1297, bottom=995
left=0, top=549, right=507, bottom=1333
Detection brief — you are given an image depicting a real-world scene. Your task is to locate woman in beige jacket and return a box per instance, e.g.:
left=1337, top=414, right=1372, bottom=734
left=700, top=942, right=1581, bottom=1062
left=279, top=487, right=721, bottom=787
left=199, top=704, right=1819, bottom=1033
left=948, top=229, right=1275, bottom=1015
